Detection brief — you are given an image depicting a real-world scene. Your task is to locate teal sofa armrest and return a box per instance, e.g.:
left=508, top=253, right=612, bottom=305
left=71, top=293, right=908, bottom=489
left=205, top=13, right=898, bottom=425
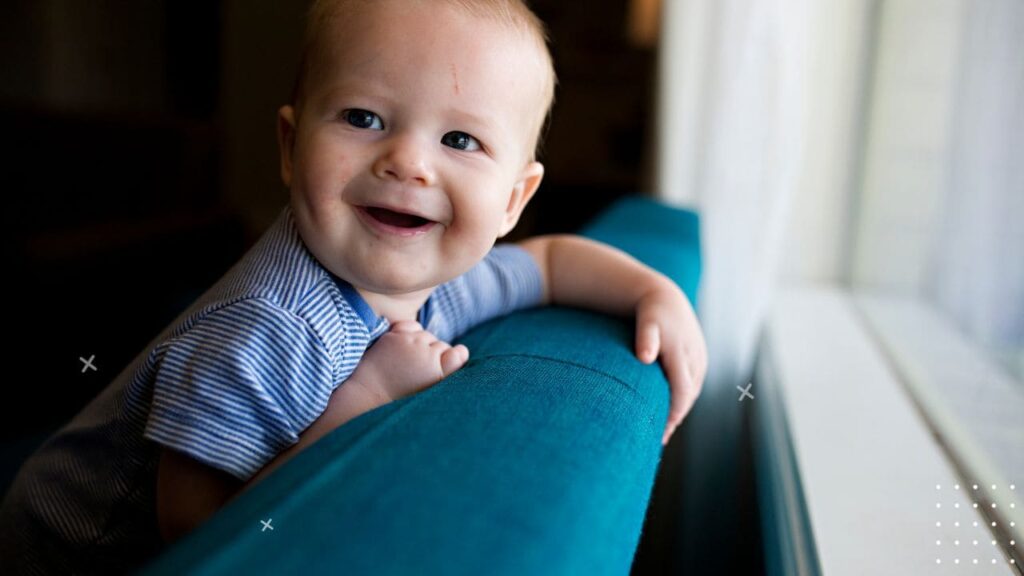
left=142, top=196, right=701, bottom=576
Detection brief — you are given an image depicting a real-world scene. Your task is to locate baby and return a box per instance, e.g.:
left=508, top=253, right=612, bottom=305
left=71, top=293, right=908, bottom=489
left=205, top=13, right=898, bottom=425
left=0, top=0, right=706, bottom=573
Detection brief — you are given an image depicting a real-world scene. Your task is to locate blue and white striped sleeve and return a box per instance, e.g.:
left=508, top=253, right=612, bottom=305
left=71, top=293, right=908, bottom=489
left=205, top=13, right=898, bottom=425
left=430, top=243, right=544, bottom=341
left=143, top=298, right=334, bottom=481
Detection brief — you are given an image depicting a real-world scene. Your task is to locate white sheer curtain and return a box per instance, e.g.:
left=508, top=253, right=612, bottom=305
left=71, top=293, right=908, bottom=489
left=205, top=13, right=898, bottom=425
left=650, top=0, right=1023, bottom=563
left=930, top=0, right=1024, bottom=368
left=651, top=1, right=810, bottom=567
left=655, top=0, right=808, bottom=389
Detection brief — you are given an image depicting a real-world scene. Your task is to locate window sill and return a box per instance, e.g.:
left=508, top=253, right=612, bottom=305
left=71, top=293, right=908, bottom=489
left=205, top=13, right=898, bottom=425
left=755, top=286, right=1020, bottom=574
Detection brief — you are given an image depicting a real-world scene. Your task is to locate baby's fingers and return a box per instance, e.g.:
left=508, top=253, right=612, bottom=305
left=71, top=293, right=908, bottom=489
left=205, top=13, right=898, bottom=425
left=635, top=319, right=661, bottom=364
left=391, top=320, right=423, bottom=333
left=660, top=348, right=695, bottom=446
left=439, top=344, right=469, bottom=378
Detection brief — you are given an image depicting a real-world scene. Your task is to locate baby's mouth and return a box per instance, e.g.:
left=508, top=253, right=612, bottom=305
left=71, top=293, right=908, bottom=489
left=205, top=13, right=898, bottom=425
left=363, top=206, right=434, bottom=229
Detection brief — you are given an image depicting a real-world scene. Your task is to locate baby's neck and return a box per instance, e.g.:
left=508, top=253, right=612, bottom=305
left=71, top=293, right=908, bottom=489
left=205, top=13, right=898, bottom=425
left=355, top=285, right=435, bottom=324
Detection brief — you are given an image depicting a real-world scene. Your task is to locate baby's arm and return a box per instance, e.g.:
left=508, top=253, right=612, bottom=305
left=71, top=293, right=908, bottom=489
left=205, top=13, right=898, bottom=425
left=156, top=321, right=468, bottom=544
left=518, top=235, right=707, bottom=446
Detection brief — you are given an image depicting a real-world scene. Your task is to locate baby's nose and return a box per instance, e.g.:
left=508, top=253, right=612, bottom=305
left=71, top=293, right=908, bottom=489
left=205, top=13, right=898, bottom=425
left=373, top=135, right=436, bottom=186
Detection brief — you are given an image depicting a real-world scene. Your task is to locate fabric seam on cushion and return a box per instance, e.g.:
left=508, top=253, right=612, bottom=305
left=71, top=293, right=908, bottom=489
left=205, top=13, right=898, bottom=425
left=463, top=353, right=649, bottom=397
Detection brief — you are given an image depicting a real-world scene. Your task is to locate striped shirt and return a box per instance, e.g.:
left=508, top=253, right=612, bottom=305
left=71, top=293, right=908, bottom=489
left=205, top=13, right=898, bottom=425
left=0, top=204, right=543, bottom=575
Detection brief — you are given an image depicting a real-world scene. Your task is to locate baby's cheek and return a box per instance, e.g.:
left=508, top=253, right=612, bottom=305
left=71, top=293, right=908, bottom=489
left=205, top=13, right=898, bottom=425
left=443, top=222, right=492, bottom=271
left=478, top=201, right=510, bottom=239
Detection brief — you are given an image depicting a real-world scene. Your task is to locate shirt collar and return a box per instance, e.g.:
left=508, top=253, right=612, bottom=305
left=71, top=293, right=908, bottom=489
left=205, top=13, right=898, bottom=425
left=330, top=274, right=435, bottom=339
left=330, top=274, right=388, bottom=334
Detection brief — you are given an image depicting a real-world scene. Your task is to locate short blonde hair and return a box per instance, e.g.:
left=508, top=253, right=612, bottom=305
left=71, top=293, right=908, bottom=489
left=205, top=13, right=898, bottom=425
left=291, top=0, right=558, bottom=159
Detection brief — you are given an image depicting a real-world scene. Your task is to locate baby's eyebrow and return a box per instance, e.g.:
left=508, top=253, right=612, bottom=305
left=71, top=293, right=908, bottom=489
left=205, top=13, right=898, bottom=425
left=445, top=108, right=503, bottom=136
left=321, top=85, right=381, bottom=103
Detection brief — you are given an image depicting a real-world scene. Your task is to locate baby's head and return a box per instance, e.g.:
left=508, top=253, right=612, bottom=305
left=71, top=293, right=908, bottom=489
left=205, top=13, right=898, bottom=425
left=277, top=0, right=557, bottom=299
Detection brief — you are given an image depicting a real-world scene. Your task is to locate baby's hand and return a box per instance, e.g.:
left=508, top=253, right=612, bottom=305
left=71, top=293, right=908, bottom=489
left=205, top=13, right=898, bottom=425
left=348, top=321, right=470, bottom=402
left=248, top=322, right=467, bottom=487
left=634, top=282, right=708, bottom=446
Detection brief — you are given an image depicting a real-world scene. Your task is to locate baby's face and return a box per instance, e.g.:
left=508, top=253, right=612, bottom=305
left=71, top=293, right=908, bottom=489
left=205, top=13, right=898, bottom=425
left=279, top=0, right=547, bottom=298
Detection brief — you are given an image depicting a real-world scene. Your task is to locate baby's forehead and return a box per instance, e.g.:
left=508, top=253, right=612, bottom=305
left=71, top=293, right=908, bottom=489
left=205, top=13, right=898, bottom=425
left=316, top=3, right=545, bottom=65
left=300, top=0, right=554, bottom=151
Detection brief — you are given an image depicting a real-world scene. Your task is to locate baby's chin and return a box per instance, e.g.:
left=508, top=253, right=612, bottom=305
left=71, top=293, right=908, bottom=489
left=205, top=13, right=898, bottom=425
left=341, top=267, right=450, bottom=297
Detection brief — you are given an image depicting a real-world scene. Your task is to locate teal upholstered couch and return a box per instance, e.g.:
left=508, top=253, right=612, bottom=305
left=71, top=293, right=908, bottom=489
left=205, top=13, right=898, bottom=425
left=141, top=196, right=701, bottom=575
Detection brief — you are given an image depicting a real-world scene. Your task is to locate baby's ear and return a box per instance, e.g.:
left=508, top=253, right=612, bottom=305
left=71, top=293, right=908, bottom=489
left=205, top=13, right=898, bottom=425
left=277, top=105, right=298, bottom=187
left=498, top=161, right=544, bottom=237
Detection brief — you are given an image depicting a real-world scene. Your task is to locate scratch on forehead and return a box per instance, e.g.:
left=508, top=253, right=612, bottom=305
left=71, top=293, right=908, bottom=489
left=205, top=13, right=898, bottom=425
left=450, top=63, right=460, bottom=95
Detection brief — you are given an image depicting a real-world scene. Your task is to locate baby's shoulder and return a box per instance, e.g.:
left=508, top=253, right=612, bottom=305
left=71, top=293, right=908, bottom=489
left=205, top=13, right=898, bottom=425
left=163, top=210, right=346, bottom=339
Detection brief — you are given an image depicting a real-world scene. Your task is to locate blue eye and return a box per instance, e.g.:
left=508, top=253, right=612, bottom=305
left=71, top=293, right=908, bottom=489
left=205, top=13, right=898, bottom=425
left=441, top=131, right=481, bottom=151
left=343, top=109, right=383, bottom=130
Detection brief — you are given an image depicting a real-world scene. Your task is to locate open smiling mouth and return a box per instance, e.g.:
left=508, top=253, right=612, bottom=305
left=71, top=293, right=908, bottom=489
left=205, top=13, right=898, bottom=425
left=362, top=207, right=435, bottom=229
